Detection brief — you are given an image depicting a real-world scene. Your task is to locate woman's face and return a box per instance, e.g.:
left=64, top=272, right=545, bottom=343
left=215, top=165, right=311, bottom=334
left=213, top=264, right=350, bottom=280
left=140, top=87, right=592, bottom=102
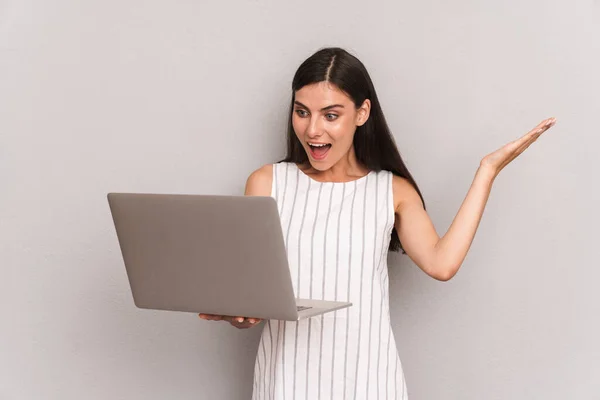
left=292, top=81, right=370, bottom=171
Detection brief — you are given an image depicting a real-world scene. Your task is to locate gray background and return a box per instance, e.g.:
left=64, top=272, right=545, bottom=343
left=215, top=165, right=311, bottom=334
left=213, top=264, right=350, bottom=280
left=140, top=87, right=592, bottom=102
left=1, top=0, right=598, bottom=399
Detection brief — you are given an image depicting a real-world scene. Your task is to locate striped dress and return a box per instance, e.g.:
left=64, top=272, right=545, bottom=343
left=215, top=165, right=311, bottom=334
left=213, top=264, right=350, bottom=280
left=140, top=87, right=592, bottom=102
left=252, top=162, right=408, bottom=400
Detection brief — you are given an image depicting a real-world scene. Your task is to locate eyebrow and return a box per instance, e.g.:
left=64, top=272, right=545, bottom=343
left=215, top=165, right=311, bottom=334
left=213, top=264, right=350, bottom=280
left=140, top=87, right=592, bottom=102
left=294, top=101, right=345, bottom=111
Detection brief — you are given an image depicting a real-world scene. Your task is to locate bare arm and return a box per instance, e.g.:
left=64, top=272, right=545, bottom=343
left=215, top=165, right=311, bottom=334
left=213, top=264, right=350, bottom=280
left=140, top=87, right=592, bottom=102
left=394, top=117, right=556, bottom=281
left=393, top=169, right=494, bottom=281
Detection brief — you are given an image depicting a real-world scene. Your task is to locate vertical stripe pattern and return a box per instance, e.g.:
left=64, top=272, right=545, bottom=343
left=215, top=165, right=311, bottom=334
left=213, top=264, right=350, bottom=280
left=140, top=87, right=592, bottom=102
left=252, top=162, right=407, bottom=399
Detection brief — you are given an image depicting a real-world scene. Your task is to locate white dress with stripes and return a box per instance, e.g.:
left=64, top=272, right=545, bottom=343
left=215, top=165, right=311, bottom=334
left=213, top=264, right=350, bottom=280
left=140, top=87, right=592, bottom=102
left=252, top=162, right=408, bottom=400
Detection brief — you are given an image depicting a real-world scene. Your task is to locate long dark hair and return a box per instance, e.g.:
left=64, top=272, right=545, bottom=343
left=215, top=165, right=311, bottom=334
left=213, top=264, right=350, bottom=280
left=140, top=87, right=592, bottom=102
left=280, top=47, right=426, bottom=253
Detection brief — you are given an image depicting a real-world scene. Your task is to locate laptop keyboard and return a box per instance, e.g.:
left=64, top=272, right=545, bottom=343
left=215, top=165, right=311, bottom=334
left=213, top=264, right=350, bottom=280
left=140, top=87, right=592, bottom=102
left=297, top=306, right=313, bottom=311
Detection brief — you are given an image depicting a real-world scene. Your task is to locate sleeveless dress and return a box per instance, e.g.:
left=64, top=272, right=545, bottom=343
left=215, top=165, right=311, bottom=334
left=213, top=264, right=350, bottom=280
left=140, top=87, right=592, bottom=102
left=252, top=162, right=408, bottom=400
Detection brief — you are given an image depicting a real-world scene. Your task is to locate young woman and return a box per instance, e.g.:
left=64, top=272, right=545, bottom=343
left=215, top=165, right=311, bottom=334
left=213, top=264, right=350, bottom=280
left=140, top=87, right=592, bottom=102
left=199, top=47, right=556, bottom=399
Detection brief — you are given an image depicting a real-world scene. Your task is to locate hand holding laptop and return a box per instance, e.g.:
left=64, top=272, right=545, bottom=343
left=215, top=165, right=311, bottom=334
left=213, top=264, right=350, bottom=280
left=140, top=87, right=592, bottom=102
left=198, top=313, right=263, bottom=329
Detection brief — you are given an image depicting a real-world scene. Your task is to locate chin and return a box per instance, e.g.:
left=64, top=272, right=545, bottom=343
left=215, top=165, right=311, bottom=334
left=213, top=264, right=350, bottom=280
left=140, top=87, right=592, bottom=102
left=306, top=158, right=334, bottom=172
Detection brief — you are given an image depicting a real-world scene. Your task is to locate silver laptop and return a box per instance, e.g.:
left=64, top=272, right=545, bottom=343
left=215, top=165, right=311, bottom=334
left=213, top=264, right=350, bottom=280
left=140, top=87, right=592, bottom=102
left=107, top=193, right=351, bottom=321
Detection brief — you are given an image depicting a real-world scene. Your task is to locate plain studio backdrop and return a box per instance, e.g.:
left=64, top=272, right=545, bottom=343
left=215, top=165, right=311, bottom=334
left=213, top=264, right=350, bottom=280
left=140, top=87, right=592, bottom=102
left=1, top=0, right=598, bottom=399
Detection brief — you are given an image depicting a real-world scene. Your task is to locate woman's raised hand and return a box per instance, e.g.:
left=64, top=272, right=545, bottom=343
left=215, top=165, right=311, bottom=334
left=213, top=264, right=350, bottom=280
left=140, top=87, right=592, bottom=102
left=480, top=117, right=557, bottom=178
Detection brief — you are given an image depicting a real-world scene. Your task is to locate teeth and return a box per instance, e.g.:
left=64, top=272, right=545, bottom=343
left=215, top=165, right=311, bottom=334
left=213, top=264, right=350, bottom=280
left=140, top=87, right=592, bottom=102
left=309, top=143, right=329, bottom=147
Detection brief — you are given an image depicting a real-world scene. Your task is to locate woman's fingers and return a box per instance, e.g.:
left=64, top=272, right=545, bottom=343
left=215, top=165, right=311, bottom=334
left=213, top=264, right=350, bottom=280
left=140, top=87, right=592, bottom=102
left=198, top=314, right=262, bottom=329
left=500, top=117, right=557, bottom=168
left=225, top=316, right=263, bottom=329
left=514, top=117, right=557, bottom=155
left=517, top=117, right=556, bottom=146
left=480, top=117, right=557, bottom=174
left=511, top=118, right=552, bottom=150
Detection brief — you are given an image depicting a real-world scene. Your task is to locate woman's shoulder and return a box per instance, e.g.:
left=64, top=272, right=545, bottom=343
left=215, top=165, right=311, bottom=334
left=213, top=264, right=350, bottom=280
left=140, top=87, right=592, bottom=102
left=244, top=164, right=274, bottom=196
left=391, top=173, right=422, bottom=213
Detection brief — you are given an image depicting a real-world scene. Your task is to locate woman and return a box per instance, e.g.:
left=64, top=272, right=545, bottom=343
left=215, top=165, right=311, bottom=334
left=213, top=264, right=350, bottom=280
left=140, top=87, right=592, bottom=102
left=199, top=47, right=556, bottom=399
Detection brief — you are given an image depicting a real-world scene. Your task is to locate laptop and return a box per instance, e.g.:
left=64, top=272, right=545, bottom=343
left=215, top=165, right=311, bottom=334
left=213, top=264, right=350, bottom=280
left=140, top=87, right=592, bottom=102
left=107, top=193, right=352, bottom=321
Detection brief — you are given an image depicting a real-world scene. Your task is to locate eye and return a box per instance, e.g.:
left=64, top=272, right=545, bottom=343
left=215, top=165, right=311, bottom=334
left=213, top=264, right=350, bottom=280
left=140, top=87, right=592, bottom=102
left=295, top=109, right=309, bottom=117
left=325, top=113, right=338, bottom=121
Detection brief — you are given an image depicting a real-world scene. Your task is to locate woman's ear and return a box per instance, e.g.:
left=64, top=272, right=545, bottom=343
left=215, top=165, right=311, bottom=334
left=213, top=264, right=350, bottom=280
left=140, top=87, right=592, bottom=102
left=356, top=99, right=371, bottom=127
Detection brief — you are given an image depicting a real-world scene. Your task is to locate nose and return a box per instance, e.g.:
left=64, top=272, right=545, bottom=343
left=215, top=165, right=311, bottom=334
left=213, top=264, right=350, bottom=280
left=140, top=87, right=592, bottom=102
left=305, top=116, right=323, bottom=139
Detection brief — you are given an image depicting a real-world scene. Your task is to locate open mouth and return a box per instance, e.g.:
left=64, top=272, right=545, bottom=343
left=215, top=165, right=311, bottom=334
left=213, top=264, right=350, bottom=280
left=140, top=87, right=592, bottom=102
left=308, top=142, right=332, bottom=160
